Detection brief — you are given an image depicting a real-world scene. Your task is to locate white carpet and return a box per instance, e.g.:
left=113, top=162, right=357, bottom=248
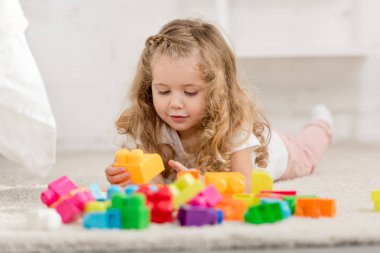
left=1, top=142, right=380, bottom=252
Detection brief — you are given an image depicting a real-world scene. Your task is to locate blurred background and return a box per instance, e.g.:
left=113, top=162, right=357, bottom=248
left=19, top=0, right=380, bottom=152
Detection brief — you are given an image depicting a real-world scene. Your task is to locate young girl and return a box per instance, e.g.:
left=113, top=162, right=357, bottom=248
left=105, top=19, right=333, bottom=192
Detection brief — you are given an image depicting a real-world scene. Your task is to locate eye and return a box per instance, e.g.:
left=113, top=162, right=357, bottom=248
left=158, top=90, right=170, bottom=95
left=184, top=91, right=198, bottom=96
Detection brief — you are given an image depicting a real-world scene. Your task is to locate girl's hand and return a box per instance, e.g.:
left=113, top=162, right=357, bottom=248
left=105, top=165, right=132, bottom=187
left=168, top=160, right=189, bottom=172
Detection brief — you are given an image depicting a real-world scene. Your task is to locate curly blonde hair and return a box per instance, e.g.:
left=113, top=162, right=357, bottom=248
left=116, top=19, right=270, bottom=181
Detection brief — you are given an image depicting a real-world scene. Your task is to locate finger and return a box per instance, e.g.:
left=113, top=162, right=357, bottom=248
left=107, top=172, right=130, bottom=184
left=168, top=160, right=189, bottom=172
left=105, top=166, right=125, bottom=176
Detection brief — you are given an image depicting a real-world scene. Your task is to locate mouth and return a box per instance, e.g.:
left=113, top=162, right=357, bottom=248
left=169, top=115, right=188, bottom=122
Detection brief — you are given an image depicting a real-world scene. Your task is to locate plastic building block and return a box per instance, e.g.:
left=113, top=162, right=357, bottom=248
left=215, top=195, right=247, bottom=221
left=177, top=205, right=219, bottom=226
left=244, top=202, right=284, bottom=224
left=70, top=191, right=94, bottom=211
left=88, top=183, right=106, bottom=201
left=151, top=186, right=173, bottom=223
left=124, top=193, right=150, bottom=229
left=371, top=190, right=380, bottom=212
left=125, top=185, right=139, bottom=195
left=83, top=212, right=109, bottom=229
left=216, top=209, right=224, bottom=224
left=83, top=209, right=122, bottom=229
left=84, top=201, right=108, bottom=213
left=169, top=173, right=204, bottom=209
left=55, top=197, right=81, bottom=223
left=188, top=185, right=222, bottom=207
left=177, top=169, right=200, bottom=180
left=251, top=170, right=272, bottom=194
left=107, top=208, right=122, bottom=228
left=282, top=195, right=318, bottom=214
left=295, top=198, right=320, bottom=218
left=233, top=193, right=260, bottom=207
left=113, top=148, right=165, bottom=184
left=260, top=198, right=291, bottom=218
left=295, top=198, right=335, bottom=218
left=41, top=176, right=78, bottom=206
left=107, top=185, right=122, bottom=199
left=204, top=172, right=245, bottom=194
left=256, top=192, right=284, bottom=200
left=25, top=209, right=61, bottom=230
left=319, top=199, right=336, bottom=217
left=261, top=190, right=297, bottom=196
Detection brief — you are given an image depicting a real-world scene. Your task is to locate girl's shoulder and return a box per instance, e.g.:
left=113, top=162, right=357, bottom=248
left=231, top=126, right=261, bottom=153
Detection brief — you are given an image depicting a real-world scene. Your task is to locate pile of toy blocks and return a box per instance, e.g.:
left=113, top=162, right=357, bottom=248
left=37, top=148, right=337, bottom=230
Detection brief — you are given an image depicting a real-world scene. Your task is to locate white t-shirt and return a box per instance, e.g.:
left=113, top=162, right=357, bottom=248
left=145, top=124, right=288, bottom=181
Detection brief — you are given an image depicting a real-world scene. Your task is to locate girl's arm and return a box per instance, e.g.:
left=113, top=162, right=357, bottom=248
left=230, top=147, right=255, bottom=193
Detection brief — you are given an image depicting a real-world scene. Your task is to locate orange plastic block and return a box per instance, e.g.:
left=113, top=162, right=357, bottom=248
left=319, top=199, right=336, bottom=217
left=295, top=198, right=320, bottom=218
left=295, top=198, right=336, bottom=218
left=215, top=195, right=247, bottom=221
left=177, top=169, right=200, bottom=180
left=204, top=172, right=245, bottom=194
left=113, top=149, right=164, bottom=184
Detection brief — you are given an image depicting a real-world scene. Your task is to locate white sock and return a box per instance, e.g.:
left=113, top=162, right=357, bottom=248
left=311, top=104, right=334, bottom=130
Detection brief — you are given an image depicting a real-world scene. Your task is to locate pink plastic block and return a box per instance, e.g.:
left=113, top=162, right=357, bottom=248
left=71, top=191, right=94, bottom=211
left=55, top=198, right=81, bottom=223
left=189, top=185, right=222, bottom=207
left=41, top=176, right=78, bottom=206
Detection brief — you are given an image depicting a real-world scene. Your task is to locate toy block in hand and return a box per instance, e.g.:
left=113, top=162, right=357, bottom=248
left=113, top=148, right=164, bottom=184
left=251, top=170, right=273, bottom=194
left=169, top=174, right=204, bottom=209
left=204, top=172, right=245, bottom=194
left=41, top=176, right=78, bottom=206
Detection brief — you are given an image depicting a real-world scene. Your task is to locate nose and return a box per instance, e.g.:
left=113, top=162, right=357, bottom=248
left=169, top=92, right=184, bottom=109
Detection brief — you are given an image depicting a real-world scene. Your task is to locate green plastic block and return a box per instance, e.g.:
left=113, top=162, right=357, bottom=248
left=244, top=202, right=283, bottom=224
left=124, top=193, right=150, bottom=229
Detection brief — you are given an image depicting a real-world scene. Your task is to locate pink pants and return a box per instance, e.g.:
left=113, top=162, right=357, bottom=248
left=277, top=120, right=333, bottom=180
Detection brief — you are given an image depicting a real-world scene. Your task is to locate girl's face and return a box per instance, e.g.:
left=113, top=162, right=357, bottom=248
left=151, top=54, right=207, bottom=138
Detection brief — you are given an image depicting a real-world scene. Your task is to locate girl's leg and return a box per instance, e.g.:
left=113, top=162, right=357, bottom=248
left=277, top=120, right=333, bottom=180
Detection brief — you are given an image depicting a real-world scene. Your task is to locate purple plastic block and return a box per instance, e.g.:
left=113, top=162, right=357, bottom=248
left=41, top=176, right=78, bottom=206
left=178, top=205, right=218, bottom=226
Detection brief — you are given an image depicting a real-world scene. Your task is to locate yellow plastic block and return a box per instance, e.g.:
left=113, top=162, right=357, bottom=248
left=371, top=190, right=380, bottom=202
left=374, top=202, right=380, bottom=212
left=169, top=174, right=204, bottom=209
left=251, top=170, right=273, bottom=194
left=233, top=193, right=260, bottom=207
left=84, top=201, right=107, bottom=213
left=204, top=172, right=245, bottom=194
left=113, top=148, right=164, bottom=184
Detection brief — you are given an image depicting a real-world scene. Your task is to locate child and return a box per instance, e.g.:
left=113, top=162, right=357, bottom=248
left=105, top=19, right=333, bottom=192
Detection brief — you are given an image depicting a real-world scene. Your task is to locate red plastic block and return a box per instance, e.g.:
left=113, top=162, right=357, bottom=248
left=260, top=190, right=297, bottom=196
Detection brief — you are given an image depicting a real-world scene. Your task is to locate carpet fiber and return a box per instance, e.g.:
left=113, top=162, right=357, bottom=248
left=1, top=142, right=380, bottom=252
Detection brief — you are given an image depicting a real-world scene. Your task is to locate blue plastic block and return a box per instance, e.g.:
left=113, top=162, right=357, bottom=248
left=107, top=185, right=122, bottom=199
left=125, top=185, right=139, bottom=196
left=89, top=183, right=106, bottom=201
left=216, top=209, right=224, bottom=224
left=83, top=212, right=108, bottom=229
left=107, top=208, right=122, bottom=229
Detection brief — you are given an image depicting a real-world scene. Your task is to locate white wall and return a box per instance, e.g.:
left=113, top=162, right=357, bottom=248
left=19, top=0, right=380, bottom=151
